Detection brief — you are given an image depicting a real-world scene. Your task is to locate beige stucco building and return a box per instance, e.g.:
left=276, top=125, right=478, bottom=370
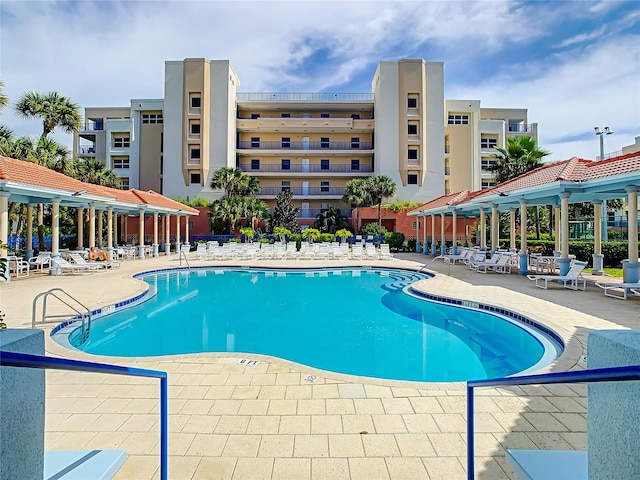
left=74, top=58, right=537, bottom=224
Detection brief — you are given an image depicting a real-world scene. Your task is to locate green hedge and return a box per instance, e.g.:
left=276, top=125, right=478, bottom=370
left=499, top=239, right=629, bottom=267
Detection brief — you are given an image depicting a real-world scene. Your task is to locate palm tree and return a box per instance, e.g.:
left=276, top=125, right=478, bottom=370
left=210, top=167, right=247, bottom=197
left=210, top=196, right=245, bottom=234
left=315, top=207, right=349, bottom=233
left=365, top=175, right=397, bottom=228
left=14, top=91, right=81, bottom=140
left=0, top=81, right=8, bottom=110
left=243, top=197, right=269, bottom=230
left=342, top=178, right=371, bottom=232
left=74, top=158, right=119, bottom=187
left=490, top=136, right=550, bottom=184
left=491, top=136, right=550, bottom=238
left=237, top=175, right=261, bottom=197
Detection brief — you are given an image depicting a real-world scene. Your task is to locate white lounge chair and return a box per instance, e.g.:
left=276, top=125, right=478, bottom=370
left=69, top=252, right=120, bottom=270
left=469, top=251, right=501, bottom=271
left=441, top=247, right=473, bottom=265
left=28, top=253, right=51, bottom=272
left=51, top=257, right=100, bottom=274
left=7, top=255, right=30, bottom=278
left=527, top=260, right=588, bottom=290
left=595, top=281, right=640, bottom=300
left=475, top=253, right=514, bottom=274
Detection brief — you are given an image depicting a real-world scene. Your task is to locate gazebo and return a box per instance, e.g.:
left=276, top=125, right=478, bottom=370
left=0, top=156, right=199, bottom=261
left=408, top=152, right=640, bottom=282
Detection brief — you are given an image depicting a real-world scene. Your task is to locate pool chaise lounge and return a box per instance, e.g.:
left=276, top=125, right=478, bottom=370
left=595, top=281, right=640, bottom=300
left=51, top=258, right=101, bottom=274
left=526, top=260, right=588, bottom=290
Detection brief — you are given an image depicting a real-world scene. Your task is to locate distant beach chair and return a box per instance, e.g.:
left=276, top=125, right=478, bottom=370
left=527, top=260, right=588, bottom=290
left=595, top=280, right=640, bottom=300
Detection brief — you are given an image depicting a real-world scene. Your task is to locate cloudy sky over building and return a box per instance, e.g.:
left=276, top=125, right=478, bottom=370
left=1, top=0, right=638, bottom=162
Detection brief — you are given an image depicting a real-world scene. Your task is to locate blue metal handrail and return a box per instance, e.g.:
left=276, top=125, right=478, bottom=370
left=0, top=351, right=168, bottom=480
left=466, top=365, right=640, bottom=480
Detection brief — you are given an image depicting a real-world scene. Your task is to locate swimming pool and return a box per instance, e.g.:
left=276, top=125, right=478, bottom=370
left=62, top=268, right=561, bottom=382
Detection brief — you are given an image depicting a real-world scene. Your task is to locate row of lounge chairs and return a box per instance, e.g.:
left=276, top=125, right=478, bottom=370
left=439, top=247, right=519, bottom=274
left=184, top=242, right=393, bottom=261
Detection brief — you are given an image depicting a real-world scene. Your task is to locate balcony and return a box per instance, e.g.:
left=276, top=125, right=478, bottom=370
left=236, top=116, right=374, bottom=133
left=506, top=124, right=534, bottom=133
left=78, top=146, right=96, bottom=155
left=239, top=163, right=373, bottom=174
left=269, top=208, right=352, bottom=219
left=238, top=113, right=373, bottom=120
left=445, top=167, right=450, bottom=175
left=257, top=187, right=346, bottom=197
left=445, top=144, right=450, bottom=154
left=237, top=140, right=373, bottom=151
left=80, top=121, right=104, bottom=132
left=236, top=92, right=374, bottom=102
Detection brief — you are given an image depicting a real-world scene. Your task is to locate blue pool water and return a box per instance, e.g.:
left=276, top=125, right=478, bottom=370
left=67, top=268, right=559, bottom=382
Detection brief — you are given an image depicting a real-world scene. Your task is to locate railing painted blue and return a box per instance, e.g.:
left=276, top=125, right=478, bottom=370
left=238, top=113, right=373, bottom=120
left=239, top=163, right=373, bottom=174
left=0, top=351, right=169, bottom=480
left=236, top=92, right=374, bottom=102
left=237, top=140, right=373, bottom=150
left=466, top=365, right=640, bottom=480
left=258, top=187, right=346, bottom=196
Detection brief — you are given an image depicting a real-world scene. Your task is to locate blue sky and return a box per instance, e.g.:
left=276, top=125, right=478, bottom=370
left=1, top=0, right=638, bottom=162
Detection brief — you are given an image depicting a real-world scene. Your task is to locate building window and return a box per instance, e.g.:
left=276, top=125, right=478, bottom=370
left=412, top=221, right=421, bottom=229
left=481, top=137, right=498, bottom=149
left=251, top=159, right=260, bottom=170
left=351, top=114, right=360, bottom=120
left=351, top=137, right=360, bottom=149
left=407, top=96, right=418, bottom=109
left=448, top=114, right=469, bottom=125
left=321, top=181, right=330, bottom=193
left=321, top=137, right=330, bottom=148
left=190, top=122, right=200, bottom=136
left=281, top=137, right=291, bottom=148
left=119, top=177, right=130, bottom=190
left=320, top=203, right=329, bottom=212
left=112, top=157, right=130, bottom=169
left=142, top=113, right=163, bottom=124
left=408, top=173, right=418, bottom=185
left=251, top=137, right=260, bottom=148
left=408, top=123, right=418, bottom=135
left=190, top=172, right=201, bottom=184
left=281, top=181, right=290, bottom=192
left=281, top=159, right=290, bottom=170
left=351, top=159, right=360, bottom=171
left=408, top=148, right=418, bottom=160
left=190, top=147, right=201, bottom=160
left=320, top=113, right=330, bottom=118
left=281, top=113, right=291, bottom=118
left=251, top=113, right=260, bottom=119
left=321, top=159, right=330, bottom=170
left=482, top=181, right=497, bottom=189
left=113, top=136, right=130, bottom=148
left=190, top=95, right=201, bottom=109
left=481, top=159, right=497, bottom=169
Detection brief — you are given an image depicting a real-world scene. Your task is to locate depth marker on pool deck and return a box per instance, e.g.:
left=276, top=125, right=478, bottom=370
left=236, top=358, right=260, bottom=366
left=304, top=375, right=319, bottom=383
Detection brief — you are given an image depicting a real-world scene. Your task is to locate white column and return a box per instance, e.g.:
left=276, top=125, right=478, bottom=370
left=519, top=199, right=528, bottom=254
left=138, top=209, right=145, bottom=246
left=452, top=209, right=458, bottom=250
left=176, top=215, right=181, bottom=246
left=77, top=208, right=84, bottom=249
left=593, top=200, right=603, bottom=255
left=124, top=214, right=128, bottom=244
left=97, top=210, right=103, bottom=247
left=479, top=208, right=486, bottom=249
left=51, top=199, right=60, bottom=254
left=554, top=206, right=561, bottom=252
left=153, top=212, right=159, bottom=257
left=0, top=192, right=9, bottom=257
left=430, top=214, right=435, bottom=243
left=165, top=214, right=171, bottom=254
left=491, top=204, right=499, bottom=251
left=107, top=208, right=113, bottom=249
left=113, top=212, right=118, bottom=246
left=185, top=215, right=190, bottom=244
left=89, top=204, right=96, bottom=248
left=627, top=187, right=638, bottom=264
left=509, top=209, right=516, bottom=250
left=422, top=214, right=427, bottom=249
left=560, top=192, right=570, bottom=258
left=26, top=204, right=34, bottom=253
left=440, top=212, right=445, bottom=245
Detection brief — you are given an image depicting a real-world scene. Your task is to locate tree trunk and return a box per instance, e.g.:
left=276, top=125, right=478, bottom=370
left=377, top=203, right=382, bottom=227
left=37, top=203, right=45, bottom=251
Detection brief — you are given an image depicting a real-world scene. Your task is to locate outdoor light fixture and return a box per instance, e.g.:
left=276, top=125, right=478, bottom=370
left=594, top=127, right=614, bottom=160
left=72, top=190, right=87, bottom=196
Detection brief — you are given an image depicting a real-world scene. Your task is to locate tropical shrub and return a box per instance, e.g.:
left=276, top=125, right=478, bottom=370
left=335, top=228, right=352, bottom=243
left=407, top=239, right=417, bottom=251
left=301, top=228, right=321, bottom=243
left=289, top=233, right=302, bottom=251
left=318, top=233, right=335, bottom=243
left=239, top=227, right=255, bottom=242
left=360, top=222, right=387, bottom=236
left=385, top=232, right=405, bottom=251
left=273, top=226, right=291, bottom=242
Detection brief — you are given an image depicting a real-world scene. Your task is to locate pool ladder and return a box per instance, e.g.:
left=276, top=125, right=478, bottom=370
left=179, top=250, right=192, bottom=270
left=32, top=288, right=92, bottom=344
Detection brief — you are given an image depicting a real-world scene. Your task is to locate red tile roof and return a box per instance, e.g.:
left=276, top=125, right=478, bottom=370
left=0, top=156, right=199, bottom=214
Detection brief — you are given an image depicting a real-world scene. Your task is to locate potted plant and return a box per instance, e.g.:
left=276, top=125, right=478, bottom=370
left=239, top=227, right=255, bottom=243
left=335, top=228, right=352, bottom=244
left=301, top=228, right=321, bottom=244
left=273, top=226, right=291, bottom=243
left=0, top=241, right=9, bottom=284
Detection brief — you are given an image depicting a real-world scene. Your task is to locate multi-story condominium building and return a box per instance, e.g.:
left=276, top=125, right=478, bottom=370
left=74, top=58, right=537, bottom=226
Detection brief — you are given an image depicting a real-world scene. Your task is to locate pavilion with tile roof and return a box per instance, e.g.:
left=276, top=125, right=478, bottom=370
left=408, top=152, right=640, bottom=281
left=0, top=156, right=199, bottom=260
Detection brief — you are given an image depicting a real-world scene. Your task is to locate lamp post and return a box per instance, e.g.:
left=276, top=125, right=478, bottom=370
left=594, top=127, right=614, bottom=242
left=594, top=126, right=614, bottom=160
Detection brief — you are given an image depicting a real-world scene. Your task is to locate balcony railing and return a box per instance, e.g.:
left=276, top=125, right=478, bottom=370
left=237, top=92, right=374, bottom=102
left=238, top=140, right=373, bottom=150
left=258, top=187, right=346, bottom=196
left=507, top=124, right=534, bottom=133
left=238, top=113, right=373, bottom=120
left=78, top=146, right=96, bottom=155
left=596, top=150, right=623, bottom=161
left=445, top=144, right=450, bottom=154
left=239, top=163, right=373, bottom=174
left=80, top=121, right=104, bottom=132
left=268, top=208, right=351, bottom=218
left=444, top=167, right=450, bottom=175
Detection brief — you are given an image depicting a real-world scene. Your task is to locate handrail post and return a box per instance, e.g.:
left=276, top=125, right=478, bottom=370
left=160, top=376, right=168, bottom=480
left=467, top=385, right=475, bottom=480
